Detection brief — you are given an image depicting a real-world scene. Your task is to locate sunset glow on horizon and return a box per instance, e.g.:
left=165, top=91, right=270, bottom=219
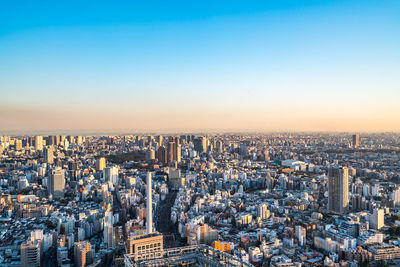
left=1, top=0, right=399, bottom=133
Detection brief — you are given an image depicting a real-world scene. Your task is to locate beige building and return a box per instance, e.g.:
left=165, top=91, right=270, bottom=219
left=20, top=240, right=40, bottom=267
left=126, top=233, right=163, bottom=260
left=370, top=208, right=384, bottom=230
left=96, top=157, right=106, bottom=171
left=34, top=135, right=43, bottom=151
left=74, top=241, right=92, bottom=267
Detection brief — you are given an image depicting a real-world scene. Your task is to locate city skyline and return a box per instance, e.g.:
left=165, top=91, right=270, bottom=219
left=1, top=0, right=400, bottom=133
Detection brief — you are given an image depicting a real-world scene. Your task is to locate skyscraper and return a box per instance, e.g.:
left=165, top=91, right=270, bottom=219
left=103, top=166, right=119, bottom=185
left=103, top=211, right=115, bottom=248
left=34, top=135, right=43, bottom=151
left=194, top=136, right=207, bottom=153
left=352, top=133, right=360, bottom=148
left=96, top=157, right=106, bottom=171
left=48, top=168, right=65, bottom=199
left=166, top=136, right=181, bottom=164
left=15, top=139, right=23, bottom=151
left=43, top=146, right=54, bottom=164
left=167, top=139, right=175, bottom=164
left=328, top=166, right=349, bottom=213
left=295, top=225, right=306, bottom=246
left=146, top=172, right=153, bottom=234
left=74, top=241, right=92, bottom=267
left=157, top=146, right=167, bottom=164
left=257, top=203, right=270, bottom=220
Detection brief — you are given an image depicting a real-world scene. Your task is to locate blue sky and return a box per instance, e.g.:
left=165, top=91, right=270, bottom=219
left=0, top=0, right=399, bottom=132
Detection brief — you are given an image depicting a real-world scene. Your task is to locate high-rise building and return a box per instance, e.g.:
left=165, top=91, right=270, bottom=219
left=391, top=187, right=400, bottom=205
left=146, top=172, right=153, bottom=234
left=96, top=157, right=106, bottom=171
left=370, top=209, right=384, bottom=230
left=157, top=146, right=167, bottom=164
left=34, top=136, right=43, bottom=151
left=76, top=136, right=83, bottom=145
left=352, top=134, right=360, bottom=148
left=74, top=241, right=92, bottom=267
left=167, top=139, right=175, bottom=163
left=43, top=146, right=54, bottom=164
left=328, top=166, right=349, bottom=213
left=257, top=203, right=270, bottom=220
left=103, top=211, right=115, bottom=248
left=48, top=136, right=55, bottom=146
left=103, top=166, right=119, bottom=185
left=55, top=135, right=60, bottom=146
left=20, top=240, right=41, bottom=267
left=15, top=139, right=23, bottom=151
left=295, top=225, right=306, bottom=246
left=215, top=140, right=223, bottom=153
left=146, top=149, right=155, bottom=161
left=156, top=135, right=163, bottom=146
left=194, top=137, right=207, bottom=153
left=165, top=136, right=181, bottom=164
left=48, top=168, right=65, bottom=199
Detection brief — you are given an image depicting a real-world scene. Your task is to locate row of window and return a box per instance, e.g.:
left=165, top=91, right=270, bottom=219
left=137, top=242, right=161, bottom=251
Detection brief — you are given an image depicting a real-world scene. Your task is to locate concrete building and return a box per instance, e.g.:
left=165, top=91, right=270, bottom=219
left=34, top=135, right=43, bottom=151
left=74, top=241, right=92, bottom=267
left=20, top=240, right=41, bottom=267
left=370, top=208, right=384, bottom=230
left=352, top=133, right=360, bottom=148
left=96, top=157, right=106, bottom=171
left=146, top=172, right=153, bottom=234
left=328, top=166, right=349, bottom=213
left=126, top=233, right=163, bottom=258
left=48, top=168, right=65, bottom=199
left=295, top=225, right=306, bottom=246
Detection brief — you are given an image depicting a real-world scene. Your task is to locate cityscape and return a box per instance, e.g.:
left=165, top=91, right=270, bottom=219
left=1, top=1, right=400, bottom=267
left=0, top=133, right=400, bottom=267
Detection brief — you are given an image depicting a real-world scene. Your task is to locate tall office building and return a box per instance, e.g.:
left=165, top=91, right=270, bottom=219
left=167, top=139, right=175, bottom=163
left=103, top=166, right=119, bottom=185
left=295, top=225, right=306, bottom=246
left=74, top=241, right=92, bottom=267
left=34, top=136, right=43, bottom=151
left=48, top=168, right=65, bottom=199
left=43, top=146, right=54, bottom=164
left=48, top=136, right=55, bottom=146
left=103, top=211, right=115, bottom=248
left=257, top=203, right=270, bottom=220
left=194, top=137, right=207, bottom=153
left=165, top=137, right=182, bottom=164
left=328, top=166, right=349, bottom=213
left=156, top=135, right=163, bottom=146
left=215, top=140, right=223, bottom=153
left=157, top=146, right=167, bottom=164
left=352, top=134, right=360, bottom=148
left=391, top=187, right=400, bottom=205
left=76, top=136, right=83, bottom=145
left=15, top=139, right=23, bottom=151
left=96, top=157, right=106, bottom=171
left=20, top=240, right=41, bottom=267
left=146, top=172, right=153, bottom=234
left=174, top=137, right=181, bottom=163
left=146, top=149, right=156, bottom=161
left=370, top=209, right=384, bottom=230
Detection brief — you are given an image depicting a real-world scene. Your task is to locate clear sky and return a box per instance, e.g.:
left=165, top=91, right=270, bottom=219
left=0, top=0, right=399, bottom=134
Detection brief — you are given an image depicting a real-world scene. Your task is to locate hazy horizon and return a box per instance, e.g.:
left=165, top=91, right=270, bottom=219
left=1, top=1, right=399, bottom=133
